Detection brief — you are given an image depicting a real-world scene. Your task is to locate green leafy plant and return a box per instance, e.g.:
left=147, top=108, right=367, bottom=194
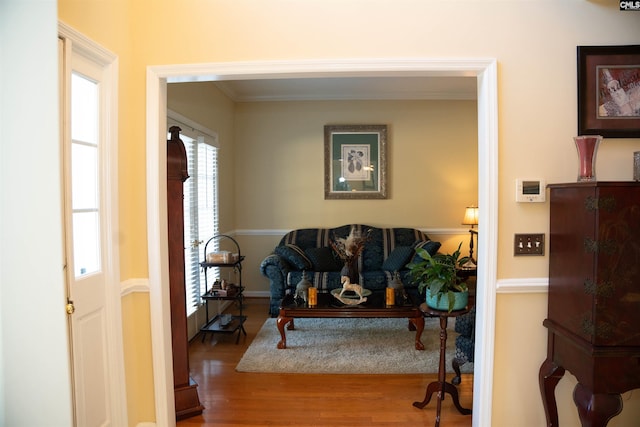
left=406, top=242, right=468, bottom=312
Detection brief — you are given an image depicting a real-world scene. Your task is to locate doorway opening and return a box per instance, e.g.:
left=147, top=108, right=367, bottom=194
left=146, top=58, right=498, bottom=427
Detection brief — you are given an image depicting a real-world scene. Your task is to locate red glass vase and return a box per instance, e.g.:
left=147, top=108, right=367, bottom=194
left=573, top=136, right=602, bottom=182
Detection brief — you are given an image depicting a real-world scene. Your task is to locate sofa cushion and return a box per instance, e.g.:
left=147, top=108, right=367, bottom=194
left=274, top=244, right=313, bottom=270
left=411, top=240, right=442, bottom=263
left=304, top=247, right=343, bottom=271
left=382, top=246, right=414, bottom=271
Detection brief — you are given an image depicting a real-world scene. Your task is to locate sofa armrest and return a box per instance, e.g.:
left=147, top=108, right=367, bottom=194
left=260, top=253, right=290, bottom=276
left=260, top=254, right=292, bottom=316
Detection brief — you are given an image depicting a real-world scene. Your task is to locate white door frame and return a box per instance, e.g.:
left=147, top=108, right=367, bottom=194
left=59, top=21, right=128, bottom=426
left=146, top=58, right=498, bottom=427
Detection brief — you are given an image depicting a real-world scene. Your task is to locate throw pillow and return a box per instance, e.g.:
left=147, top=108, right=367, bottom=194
left=304, top=247, right=343, bottom=271
left=411, top=240, right=442, bottom=263
left=274, top=244, right=313, bottom=270
left=382, top=246, right=414, bottom=271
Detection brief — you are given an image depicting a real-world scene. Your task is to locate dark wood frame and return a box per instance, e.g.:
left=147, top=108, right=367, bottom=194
left=577, top=45, right=640, bottom=138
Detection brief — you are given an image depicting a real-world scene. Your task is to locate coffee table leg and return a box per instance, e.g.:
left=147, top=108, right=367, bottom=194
left=276, top=315, right=292, bottom=349
left=410, top=315, right=425, bottom=350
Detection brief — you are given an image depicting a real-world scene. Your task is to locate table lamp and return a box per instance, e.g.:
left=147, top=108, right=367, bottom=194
left=461, top=206, right=479, bottom=269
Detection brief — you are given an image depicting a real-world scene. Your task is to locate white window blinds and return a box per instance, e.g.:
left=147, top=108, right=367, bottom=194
left=168, top=114, right=219, bottom=316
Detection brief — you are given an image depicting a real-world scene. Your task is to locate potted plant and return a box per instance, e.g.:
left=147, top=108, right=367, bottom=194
left=407, top=242, right=469, bottom=312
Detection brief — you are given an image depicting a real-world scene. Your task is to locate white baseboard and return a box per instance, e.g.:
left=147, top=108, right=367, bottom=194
left=244, top=290, right=270, bottom=298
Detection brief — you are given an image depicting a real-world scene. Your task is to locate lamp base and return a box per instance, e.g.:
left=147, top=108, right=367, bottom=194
left=461, top=259, right=476, bottom=269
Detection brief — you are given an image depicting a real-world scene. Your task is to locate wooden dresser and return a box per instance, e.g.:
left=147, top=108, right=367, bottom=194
left=540, top=182, right=640, bottom=426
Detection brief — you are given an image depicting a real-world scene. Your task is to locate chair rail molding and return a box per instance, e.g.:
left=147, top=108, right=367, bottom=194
left=496, top=278, right=548, bottom=294
left=121, top=278, right=151, bottom=296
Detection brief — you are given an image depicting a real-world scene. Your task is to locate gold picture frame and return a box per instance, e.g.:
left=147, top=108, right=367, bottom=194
left=324, top=124, right=387, bottom=199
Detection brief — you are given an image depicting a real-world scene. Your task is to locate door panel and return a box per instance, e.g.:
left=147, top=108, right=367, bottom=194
left=59, top=24, right=125, bottom=426
left=73, top=306, right=109, bottom=426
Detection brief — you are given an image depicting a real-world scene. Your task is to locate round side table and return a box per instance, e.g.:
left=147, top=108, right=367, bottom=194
left=413, top=302, right=473, bottom=427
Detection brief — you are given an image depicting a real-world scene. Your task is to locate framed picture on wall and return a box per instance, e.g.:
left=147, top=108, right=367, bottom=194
left=577, top=45, right=640, bottom=138
left=324, top=124, right=387, bottom=199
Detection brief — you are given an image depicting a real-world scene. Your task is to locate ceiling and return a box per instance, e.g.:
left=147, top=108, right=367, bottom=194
left=212, top=76, right=477, bottom=102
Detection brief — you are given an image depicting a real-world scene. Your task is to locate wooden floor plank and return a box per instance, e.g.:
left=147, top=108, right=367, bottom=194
left=178, top=297, right=473, bottom=427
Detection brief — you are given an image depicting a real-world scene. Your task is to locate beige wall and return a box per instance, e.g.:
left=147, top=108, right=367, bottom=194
left=167, top=82, right=237, bottom=234
left=58, top=1, right=640, bottom=426
left=236, top=98, right=477, bottom=290
left=168, top=90, right=479, bottom=292
left=233, top=99, right=477, bottom=228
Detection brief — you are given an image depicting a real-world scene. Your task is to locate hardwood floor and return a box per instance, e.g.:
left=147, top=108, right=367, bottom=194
left=178, top=297, right=473, bottom=427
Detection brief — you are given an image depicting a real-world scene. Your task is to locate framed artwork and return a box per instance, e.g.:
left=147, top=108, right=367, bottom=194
left=577, top=45, right=640, bottom=138
left=324, top=124, right=387, bottom=199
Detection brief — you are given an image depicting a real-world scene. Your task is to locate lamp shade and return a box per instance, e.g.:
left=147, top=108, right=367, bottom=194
left=462, top=206, right=479, bottom=226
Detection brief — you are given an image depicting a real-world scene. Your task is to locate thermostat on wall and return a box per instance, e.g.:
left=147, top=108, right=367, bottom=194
left=516, top=179, right=546, bottom=203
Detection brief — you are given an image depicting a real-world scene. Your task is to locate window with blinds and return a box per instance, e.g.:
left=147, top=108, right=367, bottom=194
left=168, top=114, right=219, bottom=317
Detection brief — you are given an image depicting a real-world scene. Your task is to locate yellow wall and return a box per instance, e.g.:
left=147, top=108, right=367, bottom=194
left=121, top=290, right=155, bottom=426
left=494, top=292, right=640, bottom=426
left=58, top=1, right=640, bottom=426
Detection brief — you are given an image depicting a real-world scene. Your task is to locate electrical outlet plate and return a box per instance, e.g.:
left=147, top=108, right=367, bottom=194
left=514, top=233, right=545, bottom=256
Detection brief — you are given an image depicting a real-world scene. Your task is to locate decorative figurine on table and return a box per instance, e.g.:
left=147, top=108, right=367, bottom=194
left=294, top=271, right=312, bottom=303
left=388, top=271, right=406, bottom=305
left=331, top=276, right=368, bottom=305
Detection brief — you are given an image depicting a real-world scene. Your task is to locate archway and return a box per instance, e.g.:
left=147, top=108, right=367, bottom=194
left=146, top=58, right=498, bottom=427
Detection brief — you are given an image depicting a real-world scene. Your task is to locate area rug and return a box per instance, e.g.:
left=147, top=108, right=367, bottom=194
left=236, top=317, right=473, bottom=375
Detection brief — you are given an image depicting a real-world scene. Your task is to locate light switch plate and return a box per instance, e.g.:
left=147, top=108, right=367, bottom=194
left=514, top=234, right=545, bottom=256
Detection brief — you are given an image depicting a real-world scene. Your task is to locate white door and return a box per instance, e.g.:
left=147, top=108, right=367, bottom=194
left=59, top=24, right=126, bottom=427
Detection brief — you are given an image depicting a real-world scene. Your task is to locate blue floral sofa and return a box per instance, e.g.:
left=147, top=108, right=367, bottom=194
left=453, top=306, right=475, bottom=384
left=259, top=224, right=441, bottom=316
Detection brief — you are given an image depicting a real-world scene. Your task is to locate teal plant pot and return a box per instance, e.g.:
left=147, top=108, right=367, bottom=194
left=426, top=289, right=469, bottom=311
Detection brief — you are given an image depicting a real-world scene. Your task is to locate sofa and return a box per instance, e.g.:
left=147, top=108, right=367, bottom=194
left=260, top=224, right=441, bottom=316
left=452, top=306, right=475, bottom=384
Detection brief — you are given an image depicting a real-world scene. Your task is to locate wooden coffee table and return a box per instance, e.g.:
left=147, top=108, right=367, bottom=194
left=276, top=290, right=425, bottom=350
